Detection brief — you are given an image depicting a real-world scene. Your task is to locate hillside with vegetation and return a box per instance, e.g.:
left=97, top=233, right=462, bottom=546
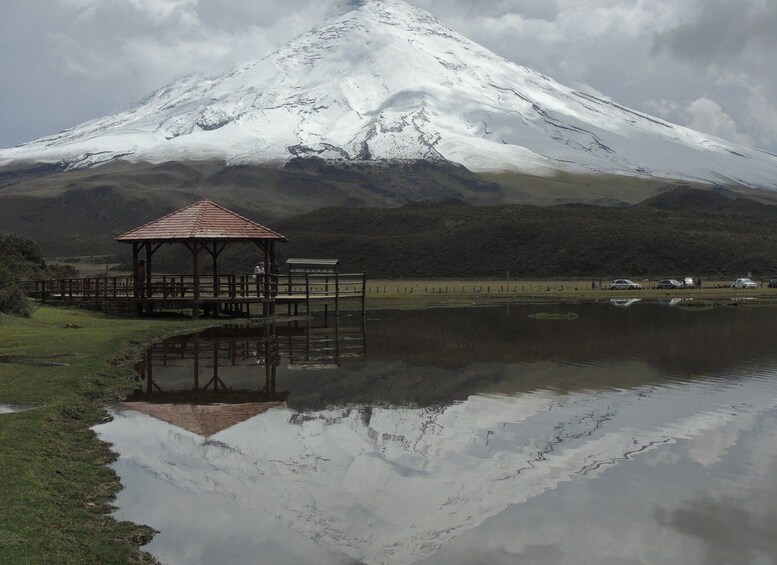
left=0, top=158, right=762, bottom=257
left=271, top=188, right=777, bottom=279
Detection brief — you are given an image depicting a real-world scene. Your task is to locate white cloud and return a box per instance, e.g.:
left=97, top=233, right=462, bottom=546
left=645, top=99, right=679, bottom=118
left=684, top=97, right=754, bottom=147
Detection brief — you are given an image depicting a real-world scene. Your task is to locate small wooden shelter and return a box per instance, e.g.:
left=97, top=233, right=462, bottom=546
left=21, top=201, right=367, bottom=317
left=116, top=200, right=286, bottom=318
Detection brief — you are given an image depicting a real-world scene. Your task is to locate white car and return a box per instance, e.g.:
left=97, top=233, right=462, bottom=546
left=731, top=278, right=757, bottom=289
left=610, top=279, right=642, bottom=290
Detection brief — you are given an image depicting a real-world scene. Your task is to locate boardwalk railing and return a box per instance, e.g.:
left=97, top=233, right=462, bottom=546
left=19, top=273, right=367, bottom=314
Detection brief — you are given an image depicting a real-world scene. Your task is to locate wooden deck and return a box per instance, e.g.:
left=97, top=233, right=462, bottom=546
left=20, top=273, right=367, bottom=317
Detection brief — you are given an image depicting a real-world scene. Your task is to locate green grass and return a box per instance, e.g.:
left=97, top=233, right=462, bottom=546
left=0, top=307, right=221, bottom=564
left=362, top=278, right=777, bottom=310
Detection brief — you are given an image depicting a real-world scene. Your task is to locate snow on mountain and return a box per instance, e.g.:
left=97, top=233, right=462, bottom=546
left=96, top=371, right=777, bottom=564
left=3, top=0, right=777, bottom=188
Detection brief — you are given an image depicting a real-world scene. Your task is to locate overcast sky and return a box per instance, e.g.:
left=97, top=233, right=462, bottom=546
left=2, top=0, right=776, bottom=152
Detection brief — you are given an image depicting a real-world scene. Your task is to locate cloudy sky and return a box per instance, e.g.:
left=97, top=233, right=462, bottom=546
left=2, top=0, right=776, bottom=152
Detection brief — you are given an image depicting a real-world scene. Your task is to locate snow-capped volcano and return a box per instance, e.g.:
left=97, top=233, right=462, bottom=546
left=3, top=0, right=777, bottom=188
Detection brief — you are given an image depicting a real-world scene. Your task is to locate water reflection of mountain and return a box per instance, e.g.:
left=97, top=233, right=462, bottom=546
left=102, top=367, right=777, bottom=565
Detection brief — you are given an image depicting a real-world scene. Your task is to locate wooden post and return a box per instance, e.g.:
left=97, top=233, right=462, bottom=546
left=361, top=273, right=367, bottom=313
left=263, top=242, right=270, bottom=317
left=270, top=241, right=277, bottom=316
left=145, top=242, right=154, bottom=315
left=145, top=350, right=153, bottom=394
left=212, top=242, right=219, bottom=297
left=193, top=338, right=200, bottom=390
left=131, top=242, right=141, bottom=315
left=131, top=242, right=139, bottom=298
left=212, top=342, right=219, bottom=391
left=335, top=313, right=340, bottom=365
left=192, top=240, right=200, bottom=320
left=145, top=242, right=152, bottom=296
left=335, top=273, right=340, bottom=317
left=305, top=273, right=311, bottom=315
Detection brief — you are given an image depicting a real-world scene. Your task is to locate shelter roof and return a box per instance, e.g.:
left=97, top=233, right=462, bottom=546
left=115, top=200, right=286, bottom=242
left=122, top=400, right=285, bottom=436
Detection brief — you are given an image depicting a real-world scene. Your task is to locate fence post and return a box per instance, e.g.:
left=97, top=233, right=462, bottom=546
left=305, top=273, right=311, bottom=315
left=361, top=273, right=367, bottom=313
left=335, top=274, right=340, bottom=317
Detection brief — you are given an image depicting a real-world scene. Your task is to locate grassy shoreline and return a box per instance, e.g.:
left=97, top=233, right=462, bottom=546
left=363, top=278, right=777, bottom=309
left=0, top=307, right=225, bottom=564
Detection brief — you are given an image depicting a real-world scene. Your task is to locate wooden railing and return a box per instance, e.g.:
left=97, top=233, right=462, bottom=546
left=19, top=273, right=367, bottom=312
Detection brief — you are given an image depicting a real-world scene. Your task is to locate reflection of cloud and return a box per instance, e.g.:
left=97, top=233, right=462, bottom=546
left=97, top=370, right=777, bottom=564
left=655, top=493, right=777, bottom=564
left=685, top=411, right=752, bottom=468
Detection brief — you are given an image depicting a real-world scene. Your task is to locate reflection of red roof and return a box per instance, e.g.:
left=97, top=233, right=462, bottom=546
left=122, top=401, right=284, bottom=436
left=115, top=200, right=286, bottom=241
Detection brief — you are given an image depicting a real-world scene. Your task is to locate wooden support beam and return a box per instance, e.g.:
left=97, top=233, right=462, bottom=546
left=192, top=240, right=200, bottom=320
left=145, top=241, right=153, bottom=314
left=263, top=241, right=270, bottom=317
left=193, top=338, right=200, bottom=390
left=132, top=242, right=139, bottom=298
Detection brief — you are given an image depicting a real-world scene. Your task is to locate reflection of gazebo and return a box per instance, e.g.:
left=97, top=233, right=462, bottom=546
left=123, top=402, right=284, bottom=436
left=124, top=323, right=287, bottom=436
left=115, top=200, right=286, bottom=318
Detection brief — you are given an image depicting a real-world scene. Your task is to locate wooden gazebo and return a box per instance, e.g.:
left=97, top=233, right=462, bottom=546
left=116, top=200, right=286, bottom=318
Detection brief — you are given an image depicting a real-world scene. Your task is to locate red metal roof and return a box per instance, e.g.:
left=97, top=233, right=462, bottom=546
left=115, top=200, right=286, bottom=242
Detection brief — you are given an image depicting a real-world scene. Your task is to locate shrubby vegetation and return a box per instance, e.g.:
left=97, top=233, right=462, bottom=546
left=271, top=188, right=777, bottom=278
left=112, top=187, right=777, bottom=279
left=0, top=233, right=75, bottom=316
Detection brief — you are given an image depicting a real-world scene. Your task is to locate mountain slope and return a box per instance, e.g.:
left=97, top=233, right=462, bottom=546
left=2, top=0, right=777, bottom=188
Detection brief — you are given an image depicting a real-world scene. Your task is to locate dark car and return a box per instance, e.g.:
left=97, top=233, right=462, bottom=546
left=657, top=279, right=681, bottom=289
left=769, top=277, right=777, bottom=288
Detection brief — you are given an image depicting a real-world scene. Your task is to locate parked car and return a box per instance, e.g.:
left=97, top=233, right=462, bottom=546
left=610, top=279, right=642, bottom=290
left=768, top=277, right=777, bottom=288
left=731, top=278, right=758, bottom=289
left=657, top=279, right=682, bottom=289
left=682, top=277, right=696, bottom=288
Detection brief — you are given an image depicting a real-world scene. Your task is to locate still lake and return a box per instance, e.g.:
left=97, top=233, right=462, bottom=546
left=95, top=301, right=777, bottom=564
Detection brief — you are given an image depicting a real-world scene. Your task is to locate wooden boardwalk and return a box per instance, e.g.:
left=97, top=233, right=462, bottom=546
left=21, top=272, right=367, bottom=317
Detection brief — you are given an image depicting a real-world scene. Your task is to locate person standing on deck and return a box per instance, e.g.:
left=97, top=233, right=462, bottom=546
left=253, top=261, right=265, bottom=296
